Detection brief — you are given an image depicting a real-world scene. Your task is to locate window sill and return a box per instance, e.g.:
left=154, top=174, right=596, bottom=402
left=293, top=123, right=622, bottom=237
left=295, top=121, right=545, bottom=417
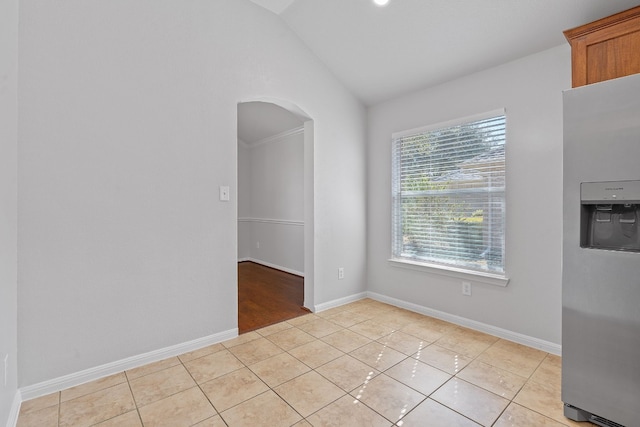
left=387, top=258, right=509, bottom=287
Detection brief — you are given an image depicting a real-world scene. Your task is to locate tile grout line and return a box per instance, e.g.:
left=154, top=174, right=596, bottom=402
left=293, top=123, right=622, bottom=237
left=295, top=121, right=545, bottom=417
left=18, top=301, right=567, bottom=426
left=397, top=322, right=548, bottom=426
left=376, top=344, right=469, bottom=426
left=321, top=305, right=559, bottom=426
left=179, top=347, right=237, bottom=426
left=256, top=319, right=392, bottom=425
left=450, top=337, right=526, bottom=427
left=122, top=371, right=145, bottom=427
left=256, top=324, right=348, bottom=422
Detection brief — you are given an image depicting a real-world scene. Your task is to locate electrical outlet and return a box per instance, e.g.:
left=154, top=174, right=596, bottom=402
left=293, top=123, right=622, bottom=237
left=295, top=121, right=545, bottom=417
left=462, top=281, right=472, bottom=296
left=256, top=241, right=260, bottom=249
left=338, top=267, right=344, bottom=280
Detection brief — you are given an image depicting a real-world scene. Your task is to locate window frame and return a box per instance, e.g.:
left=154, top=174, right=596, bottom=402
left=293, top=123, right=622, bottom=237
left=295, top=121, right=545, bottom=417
left=389, top=109, right=509, bottom=286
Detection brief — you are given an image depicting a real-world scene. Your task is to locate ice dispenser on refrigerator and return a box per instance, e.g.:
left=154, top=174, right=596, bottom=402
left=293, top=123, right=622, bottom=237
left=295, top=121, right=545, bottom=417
left=581, top=180, right=640, bottom=252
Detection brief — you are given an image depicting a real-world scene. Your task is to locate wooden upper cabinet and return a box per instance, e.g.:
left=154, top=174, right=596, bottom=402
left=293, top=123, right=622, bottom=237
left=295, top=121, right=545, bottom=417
left=564, top=6, right=640, bottom=87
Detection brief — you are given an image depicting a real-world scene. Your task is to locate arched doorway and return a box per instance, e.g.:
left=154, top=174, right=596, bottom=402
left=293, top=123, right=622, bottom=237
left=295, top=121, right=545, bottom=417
left=236, top=100, right=314, bottom=333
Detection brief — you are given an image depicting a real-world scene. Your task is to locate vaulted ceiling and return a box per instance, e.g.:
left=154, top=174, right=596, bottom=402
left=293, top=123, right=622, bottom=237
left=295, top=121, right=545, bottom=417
left=250, top=0, right=640, bottom=106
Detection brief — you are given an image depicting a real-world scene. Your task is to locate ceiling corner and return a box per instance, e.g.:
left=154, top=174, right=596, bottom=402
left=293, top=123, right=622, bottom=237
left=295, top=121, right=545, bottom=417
left=248, top=0, right=298, bottom=15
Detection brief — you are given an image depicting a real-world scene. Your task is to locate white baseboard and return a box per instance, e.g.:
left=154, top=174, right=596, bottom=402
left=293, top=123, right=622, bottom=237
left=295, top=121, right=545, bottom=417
left=20, top=328, right=238, bottom=402
left=314, top=292, right=368, bottom=313
left=5, top=390, right=21, bottom=427
left=238, top=258, right=304, bottom=277
left=367, top=291, right=561, bottom=355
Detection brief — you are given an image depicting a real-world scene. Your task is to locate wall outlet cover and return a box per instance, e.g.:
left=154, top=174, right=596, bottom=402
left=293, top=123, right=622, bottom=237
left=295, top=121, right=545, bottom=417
left=462, top=281, right=472, bottom=296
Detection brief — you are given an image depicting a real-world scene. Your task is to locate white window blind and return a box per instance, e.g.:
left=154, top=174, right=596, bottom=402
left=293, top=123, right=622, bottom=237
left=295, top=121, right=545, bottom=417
left=391, top=111, right=506, bottom=274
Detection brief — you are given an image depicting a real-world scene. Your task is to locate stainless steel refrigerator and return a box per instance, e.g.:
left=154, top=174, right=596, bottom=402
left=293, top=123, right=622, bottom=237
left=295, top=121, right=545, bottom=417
left=563, top=73, right=640, bottom=427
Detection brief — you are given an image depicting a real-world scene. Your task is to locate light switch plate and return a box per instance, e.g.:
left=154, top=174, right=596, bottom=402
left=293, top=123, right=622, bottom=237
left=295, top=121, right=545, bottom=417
left=219, top=186, right=230, bottom=201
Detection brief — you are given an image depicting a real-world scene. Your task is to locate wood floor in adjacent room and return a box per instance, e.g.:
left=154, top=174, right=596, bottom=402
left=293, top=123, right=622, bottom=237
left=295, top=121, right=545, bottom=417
left=238, top=261, right=308, bottom=334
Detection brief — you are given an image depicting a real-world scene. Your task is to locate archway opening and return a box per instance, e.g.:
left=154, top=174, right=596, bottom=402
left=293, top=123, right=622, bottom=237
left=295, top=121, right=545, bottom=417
left=236, top=100, right=314, bottom=333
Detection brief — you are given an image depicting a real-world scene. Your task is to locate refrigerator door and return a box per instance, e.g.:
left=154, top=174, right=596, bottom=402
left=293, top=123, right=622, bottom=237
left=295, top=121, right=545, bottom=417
left=562, top=73, right=640, bottom=427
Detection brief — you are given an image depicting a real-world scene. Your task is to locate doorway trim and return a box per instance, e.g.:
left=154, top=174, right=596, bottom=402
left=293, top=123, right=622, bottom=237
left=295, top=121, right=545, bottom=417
left=236, top=98, right=315, bottom=313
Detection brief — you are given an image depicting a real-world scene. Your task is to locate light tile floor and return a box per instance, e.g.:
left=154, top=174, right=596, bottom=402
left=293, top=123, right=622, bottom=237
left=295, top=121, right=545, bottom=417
left=17, top=299, right=585, bottom=427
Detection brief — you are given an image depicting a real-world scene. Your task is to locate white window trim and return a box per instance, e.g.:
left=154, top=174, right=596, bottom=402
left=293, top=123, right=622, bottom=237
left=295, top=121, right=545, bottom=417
left=390, top=108, right=508, bottom=286
left=388, top=258, right=509, bottom=287
left=392, top=108, right=506, bottom=140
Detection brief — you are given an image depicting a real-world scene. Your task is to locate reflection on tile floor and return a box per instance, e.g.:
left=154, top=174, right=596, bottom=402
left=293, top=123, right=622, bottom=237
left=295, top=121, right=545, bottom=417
left=17, top=299, right=582, bottom=427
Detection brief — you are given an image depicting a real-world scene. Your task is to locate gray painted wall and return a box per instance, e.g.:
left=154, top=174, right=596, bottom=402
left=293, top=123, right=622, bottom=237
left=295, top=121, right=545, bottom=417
left=238, top=131, right=305, bottom=274
left=0, top=0, right=19, bottom=421
left=6, top=0, right=579, bottom=413
left=238, top=141, right=252, bottom=261
left=18, top=0, right=367, bottom=387
left=367, top=45, right=571, bottom=345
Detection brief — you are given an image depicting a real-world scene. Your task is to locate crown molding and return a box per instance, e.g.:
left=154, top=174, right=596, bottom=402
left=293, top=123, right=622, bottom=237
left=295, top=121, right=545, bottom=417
left=248, top=126, right=304, bottom=148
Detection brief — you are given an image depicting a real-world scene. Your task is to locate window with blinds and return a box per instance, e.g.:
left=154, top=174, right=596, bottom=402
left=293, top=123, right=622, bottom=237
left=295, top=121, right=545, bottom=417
left=391, top=110, right=506, bottom=274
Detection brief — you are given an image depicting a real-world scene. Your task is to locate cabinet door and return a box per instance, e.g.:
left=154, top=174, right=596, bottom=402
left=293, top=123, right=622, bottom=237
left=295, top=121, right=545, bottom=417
left=565, top=7, right=640, bottom=87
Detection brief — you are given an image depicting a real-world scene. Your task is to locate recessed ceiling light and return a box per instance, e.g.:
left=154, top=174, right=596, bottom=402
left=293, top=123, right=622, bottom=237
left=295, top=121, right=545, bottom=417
left=373, top=0, right=389, bottom=6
